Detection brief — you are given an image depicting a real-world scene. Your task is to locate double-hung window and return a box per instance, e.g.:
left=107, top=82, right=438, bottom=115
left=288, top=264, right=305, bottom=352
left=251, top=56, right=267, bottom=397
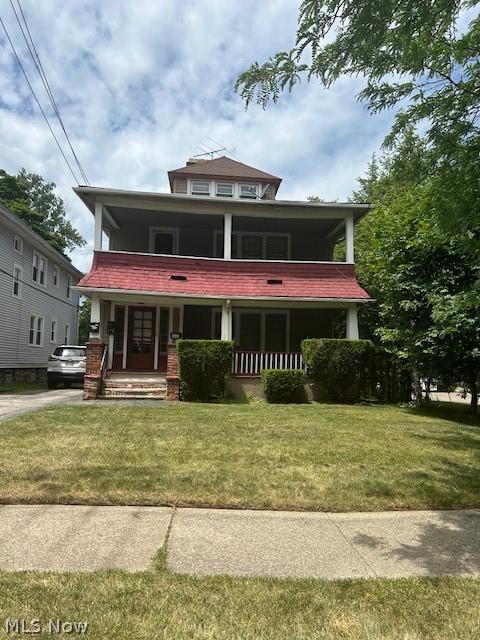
left=191, top=180, right=210, bottom=196
left=13, top=235, right=23, bottom=254
left=29, top=315, right=44, bottom=346
left=66, top=275, right=72, bottom=299
left=216, top=182, right=233, bottom=197
left=53, top=265, right=59, bottom=287
left=50, top=319, right=57, bottom=343
left=239, top=183, right=257, bottom=199
left=12, top=264, right=22, bottom=298
left=32, top=251, right=46, bottom=285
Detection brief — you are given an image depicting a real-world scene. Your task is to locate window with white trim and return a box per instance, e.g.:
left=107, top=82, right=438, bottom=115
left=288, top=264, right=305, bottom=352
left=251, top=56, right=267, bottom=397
left=32, top=251, right=46, bottom=285
left=66, top=274, right=72, bottom=299
left=213, top=309, right=289, bottom=351
left=214, top=231, right=290, bottom=260
left=239, top=183, right=258, bottom=199
left=216, top=182, right=233, bottom=197
left=191, top=180, right=210, bottom=196
left=53, top=265, right=59, bottom=287
left=13, top=235, right=23, bottom=254
left=50, top=318, right=57, bottom=343
left=64, top=324, right=70, bottom=344
left=29, top=315, right=44, bottom=346
left=12, top=264, right=22, bottom=298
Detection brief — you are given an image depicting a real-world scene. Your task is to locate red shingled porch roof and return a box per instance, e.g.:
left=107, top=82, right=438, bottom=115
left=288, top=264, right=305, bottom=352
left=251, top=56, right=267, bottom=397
left=78, top=251, right=371, bottom=301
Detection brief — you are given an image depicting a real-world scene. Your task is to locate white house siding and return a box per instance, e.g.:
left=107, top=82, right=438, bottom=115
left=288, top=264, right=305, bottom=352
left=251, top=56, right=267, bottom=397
left=0, top=212, right=81, bottom=379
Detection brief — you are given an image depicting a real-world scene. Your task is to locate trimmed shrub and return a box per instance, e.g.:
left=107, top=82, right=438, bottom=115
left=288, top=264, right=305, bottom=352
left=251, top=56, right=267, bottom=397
left=177, top=340, right=233, bottom=401
left=301, top=338, right=373, bottom=403
left=261, top=369, right=306, bottom=404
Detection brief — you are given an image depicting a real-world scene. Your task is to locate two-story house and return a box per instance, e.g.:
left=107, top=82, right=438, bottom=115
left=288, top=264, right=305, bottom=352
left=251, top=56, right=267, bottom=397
left=0, top=202, right=82, bottom=383
left=75, top=156, right=371, bottom=399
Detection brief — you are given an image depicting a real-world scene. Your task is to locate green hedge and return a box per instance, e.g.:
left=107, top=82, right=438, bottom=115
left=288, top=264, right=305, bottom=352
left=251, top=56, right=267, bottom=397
left=261, top=369, right=306, bottom=404
left=177, top=340, right=233, bottom=401
left=301, top=338, right=373, bottom=403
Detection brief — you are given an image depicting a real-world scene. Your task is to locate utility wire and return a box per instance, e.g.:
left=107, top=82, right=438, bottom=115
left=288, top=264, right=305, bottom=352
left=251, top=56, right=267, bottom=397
left=10, top=0, right=90, bottom=185
left=0, top=16, right=80, bottom=184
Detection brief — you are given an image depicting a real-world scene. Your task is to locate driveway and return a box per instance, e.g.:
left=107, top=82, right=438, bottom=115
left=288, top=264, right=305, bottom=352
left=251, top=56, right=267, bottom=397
left=0, top=388, right=83, bottom=421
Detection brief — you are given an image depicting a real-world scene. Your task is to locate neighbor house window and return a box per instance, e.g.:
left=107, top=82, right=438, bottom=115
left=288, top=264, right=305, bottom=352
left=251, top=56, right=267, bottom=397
left=32, top=251, right=46, bottom=285
left=53, top=265, right=59, bottom=287
left=29, top=315, right=44, bottom=346
left=64, top=324, right=70, bottom=344
left=66, top=275, right=72, bottom=299
left=13, top=235, right=23, bottom=254
left=239, top=183, right=257, bottom=199
left=216, top=182, right=233, bottom=197
left=12, top=264, right=22, bottom=298
left=50, top=319, right=57, bottom=343
left=191, top=180, right=210, bottom=196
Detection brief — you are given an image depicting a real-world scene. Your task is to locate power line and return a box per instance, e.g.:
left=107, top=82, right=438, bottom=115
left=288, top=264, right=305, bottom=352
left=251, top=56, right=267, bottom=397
left=9, top=0, right=90, bottom=185
left=0, top=16, right=80, bottom=184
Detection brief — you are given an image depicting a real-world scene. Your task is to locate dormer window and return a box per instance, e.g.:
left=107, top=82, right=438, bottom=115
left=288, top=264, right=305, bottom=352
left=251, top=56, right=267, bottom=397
left=216, top=182, right=233, bottom=198
left=240, top=183, right=258, bottom=199
left=191, top=180, right=210, bottom=196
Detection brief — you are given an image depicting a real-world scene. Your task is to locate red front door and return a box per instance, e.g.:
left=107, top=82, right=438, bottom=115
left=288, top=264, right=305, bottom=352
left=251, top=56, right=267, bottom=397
left=127, top=306, right=156, bottom=370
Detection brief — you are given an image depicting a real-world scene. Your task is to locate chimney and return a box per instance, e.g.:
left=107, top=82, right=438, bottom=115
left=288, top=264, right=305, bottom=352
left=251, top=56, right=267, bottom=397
left=186, top=157, right=209, bottom=166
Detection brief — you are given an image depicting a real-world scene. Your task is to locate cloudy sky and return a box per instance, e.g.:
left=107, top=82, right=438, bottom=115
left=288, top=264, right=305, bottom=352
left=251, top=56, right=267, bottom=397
left=0, top=0, right=395, bottom=271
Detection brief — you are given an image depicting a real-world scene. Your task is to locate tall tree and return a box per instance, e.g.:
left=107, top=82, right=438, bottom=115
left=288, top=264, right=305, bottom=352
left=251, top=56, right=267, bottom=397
left=236, top=1, right=480, bottom=237
left=0, top=168, right=85, bottom=256
left=353, top=135, right=480, bottom=411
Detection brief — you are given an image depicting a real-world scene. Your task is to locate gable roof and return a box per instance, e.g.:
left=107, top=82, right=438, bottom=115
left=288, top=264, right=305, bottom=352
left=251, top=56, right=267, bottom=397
left=168, top=156, right=282, bottom=192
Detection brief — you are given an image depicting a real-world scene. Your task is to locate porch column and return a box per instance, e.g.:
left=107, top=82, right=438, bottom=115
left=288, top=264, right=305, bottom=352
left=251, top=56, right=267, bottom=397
left=223, top=213, right=232, bottom=260
left=108, top=303, right=115, bottom=369
left=345, top=215, right=354, bottom=263
left=346, top=304, right=359, bottom=340
left=221, top=299, right=232, bottom=340
left=89, top=295, right=101, bottom=340
left=94, top=202, right=103, bottom=251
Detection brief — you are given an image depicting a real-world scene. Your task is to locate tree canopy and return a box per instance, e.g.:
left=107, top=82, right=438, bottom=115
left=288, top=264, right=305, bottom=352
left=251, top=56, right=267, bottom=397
left=0, top=168, right=85, bottom=256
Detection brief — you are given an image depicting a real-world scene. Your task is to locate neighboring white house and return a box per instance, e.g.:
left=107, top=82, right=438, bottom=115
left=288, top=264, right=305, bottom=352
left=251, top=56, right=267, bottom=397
left=0, top=202, right=83, bottom=383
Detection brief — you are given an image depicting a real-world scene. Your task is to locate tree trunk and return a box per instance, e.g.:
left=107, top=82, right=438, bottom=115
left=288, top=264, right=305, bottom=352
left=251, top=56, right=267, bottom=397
left=470, top=379, right=478, bottom=415
left=411, top=368, right=423, bottom=407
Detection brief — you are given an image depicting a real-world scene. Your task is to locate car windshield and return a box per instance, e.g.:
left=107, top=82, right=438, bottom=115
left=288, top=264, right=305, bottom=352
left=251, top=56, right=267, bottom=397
left=53, top=347, right=86, bottom=358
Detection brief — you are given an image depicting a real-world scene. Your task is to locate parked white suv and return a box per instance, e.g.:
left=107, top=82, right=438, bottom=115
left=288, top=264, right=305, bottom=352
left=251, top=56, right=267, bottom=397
left=47, top=345, right=86, bottom=389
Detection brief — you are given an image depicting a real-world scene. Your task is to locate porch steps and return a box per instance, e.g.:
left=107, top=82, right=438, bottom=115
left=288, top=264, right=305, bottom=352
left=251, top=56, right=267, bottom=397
left=100, top=374, right=167, bottom=400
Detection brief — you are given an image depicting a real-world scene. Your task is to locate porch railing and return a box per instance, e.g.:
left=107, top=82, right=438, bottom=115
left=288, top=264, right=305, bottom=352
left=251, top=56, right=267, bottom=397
left=232, top=351, right=306, bottom=376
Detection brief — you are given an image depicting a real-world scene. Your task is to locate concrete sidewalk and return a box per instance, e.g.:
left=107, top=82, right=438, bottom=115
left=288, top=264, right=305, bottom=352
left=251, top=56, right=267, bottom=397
left=0, top=505, right=479, bottom=578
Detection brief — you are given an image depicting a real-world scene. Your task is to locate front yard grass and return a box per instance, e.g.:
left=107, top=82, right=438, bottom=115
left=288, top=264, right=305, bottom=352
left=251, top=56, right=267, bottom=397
left=0, top=568, right=479, bottom=639
left=0, top=403, right=479, bottom=510
left=0, top=382, right=46, bottom=394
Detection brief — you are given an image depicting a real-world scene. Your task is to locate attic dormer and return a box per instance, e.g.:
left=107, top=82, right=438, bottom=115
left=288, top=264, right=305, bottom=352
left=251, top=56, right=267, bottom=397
left=167, top=155, right=282, bottom=200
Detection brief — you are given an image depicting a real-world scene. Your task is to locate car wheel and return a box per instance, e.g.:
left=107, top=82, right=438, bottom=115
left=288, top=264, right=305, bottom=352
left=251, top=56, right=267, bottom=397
left=47, top=379, right=57, bottom=390
left=64, top=381, right=72, bottom=389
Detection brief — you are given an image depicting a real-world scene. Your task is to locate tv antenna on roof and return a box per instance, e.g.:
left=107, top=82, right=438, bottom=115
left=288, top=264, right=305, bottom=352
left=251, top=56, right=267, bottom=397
left=194, top=139, right=238, bottom=160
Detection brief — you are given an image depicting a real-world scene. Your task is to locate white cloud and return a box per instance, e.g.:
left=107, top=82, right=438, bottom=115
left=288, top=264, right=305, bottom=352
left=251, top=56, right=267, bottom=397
left=0, top=0, right=394, bottom=272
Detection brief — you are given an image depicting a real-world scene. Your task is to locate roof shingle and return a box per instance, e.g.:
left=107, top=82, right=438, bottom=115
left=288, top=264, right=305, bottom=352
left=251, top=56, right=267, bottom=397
left=78, top=252, right=371, bottom=301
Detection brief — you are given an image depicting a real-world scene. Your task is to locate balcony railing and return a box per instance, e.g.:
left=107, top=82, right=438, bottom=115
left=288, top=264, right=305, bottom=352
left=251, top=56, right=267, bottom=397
left=232, top=351, right=306, bottom=376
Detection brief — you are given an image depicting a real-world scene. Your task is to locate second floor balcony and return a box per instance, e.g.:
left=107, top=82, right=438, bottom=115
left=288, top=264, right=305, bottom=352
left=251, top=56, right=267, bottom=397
left=74, top=186, right=370, bottom=265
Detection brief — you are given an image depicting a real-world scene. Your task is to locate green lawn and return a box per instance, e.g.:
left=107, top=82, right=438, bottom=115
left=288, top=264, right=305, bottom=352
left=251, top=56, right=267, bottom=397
left=0, top=403, right=479, bottom=510
left=0, top=564, right=479, bottom=639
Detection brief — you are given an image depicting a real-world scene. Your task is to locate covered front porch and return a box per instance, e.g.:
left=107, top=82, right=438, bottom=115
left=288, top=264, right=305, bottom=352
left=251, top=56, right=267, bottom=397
left=89, top=294, right=361, bottom=377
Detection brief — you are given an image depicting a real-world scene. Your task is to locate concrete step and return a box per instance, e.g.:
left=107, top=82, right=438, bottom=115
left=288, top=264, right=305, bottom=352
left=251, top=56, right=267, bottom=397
left=104, top=382, right=167, bottom=390
left=98, top=393, right=166, bottom=400
left=102, top=387, right=166, bottom=397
